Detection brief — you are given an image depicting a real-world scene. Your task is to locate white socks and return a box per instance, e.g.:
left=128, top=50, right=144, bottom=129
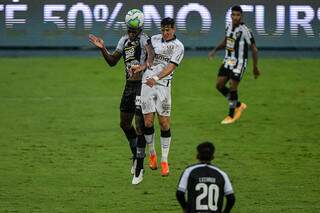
left=161, top=137, right=171, bottom=162
left=145, top=133, right=155, bottom=155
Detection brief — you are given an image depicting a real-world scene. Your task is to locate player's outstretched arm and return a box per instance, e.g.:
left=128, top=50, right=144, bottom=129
left=251, top=43, right=261, bottom=79
left=146, top=63, right=176, bottom=87
left=88, top=34, right=121, bottom=67
left=208, top=37, right=226, bottom=60
left=223, top=193, right=235, bottom=213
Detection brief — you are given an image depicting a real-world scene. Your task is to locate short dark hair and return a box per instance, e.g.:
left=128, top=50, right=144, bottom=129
left=231, top=5, right=243, bottom=14
left=197, top=142, right=215, bottom=162
left=161, top=17, right=175, bottom=28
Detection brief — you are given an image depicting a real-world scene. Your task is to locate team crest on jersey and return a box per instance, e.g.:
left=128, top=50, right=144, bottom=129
left=167, top=45, right=174, bottom=50
left=165, top=45, right=174, bottom=55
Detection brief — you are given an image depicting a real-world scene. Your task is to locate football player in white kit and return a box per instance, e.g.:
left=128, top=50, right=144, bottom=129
left=131, top=17, right=184, bottom=179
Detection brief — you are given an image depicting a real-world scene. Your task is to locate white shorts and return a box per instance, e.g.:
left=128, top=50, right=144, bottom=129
left=141, top=83, right=171, bottom=116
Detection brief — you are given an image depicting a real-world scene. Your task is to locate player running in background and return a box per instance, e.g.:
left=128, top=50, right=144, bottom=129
left=208, top=5, right=261, bottom=124
left=89, top=9, right=154, bottom=183
left=131, top=17, right=184, bottom=181
left=176, top=142, right=235, bottom=213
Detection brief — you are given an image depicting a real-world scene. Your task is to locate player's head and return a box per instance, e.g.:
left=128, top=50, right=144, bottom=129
left=231, top=5, right=243, bottom=26
left=127, top=27, right=141, bottom=40
left=125, top=9, right=144, bottom=40
left=197, top=142, right=215, bottom=163
left=161, top=17, right=176, bottom=41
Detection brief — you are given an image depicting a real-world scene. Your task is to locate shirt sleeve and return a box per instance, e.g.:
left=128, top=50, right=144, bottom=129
left=222, top=172, right=234, bottom=195
left=243, top=27, right=255, bottom=45
left=225, top=23, right=230, bottom=34
left=115, top=36, right=126, bottom=54
left=170, top=43, right=184, bottom=66
left=177, top=169, right=189, bottom=192
left=140, top=33, right=151, bottom=47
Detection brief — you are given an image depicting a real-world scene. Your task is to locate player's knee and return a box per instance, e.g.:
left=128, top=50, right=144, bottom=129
left=135, top=120, right=144, bottom=134
left=216, top=83, right=223, bottom=91
left=144, top=119, right=153, bottom=128
left=120, top=121, right=131, bottom=131
left=230, top=80, right=239, bottom=90
left=135, top=126, right=143, bottom=135
left=159, top=121, right=170, bottom=131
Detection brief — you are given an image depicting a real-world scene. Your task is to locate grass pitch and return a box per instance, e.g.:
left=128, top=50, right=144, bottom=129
left=0, top=56, right=319, bottom=212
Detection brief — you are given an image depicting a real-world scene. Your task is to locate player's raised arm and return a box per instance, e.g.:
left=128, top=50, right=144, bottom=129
left=251, top=43, right=261, bottom=79
left=88, top=34, right=121, bottom=67
left=208, top=37, right=226, bottom=60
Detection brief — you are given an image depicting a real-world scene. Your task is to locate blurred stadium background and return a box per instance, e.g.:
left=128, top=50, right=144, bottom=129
left=0, top=0, right=319, bottom=212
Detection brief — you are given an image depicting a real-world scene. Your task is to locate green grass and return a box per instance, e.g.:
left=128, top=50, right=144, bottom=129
left=0, top=56, right=319, bottom=212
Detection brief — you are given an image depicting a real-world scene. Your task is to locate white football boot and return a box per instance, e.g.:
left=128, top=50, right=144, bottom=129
left=132, top=169, right=144, bottom=185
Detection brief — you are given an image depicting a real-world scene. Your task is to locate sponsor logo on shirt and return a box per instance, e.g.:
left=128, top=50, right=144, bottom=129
left=155, top=53, right=170, bottom=63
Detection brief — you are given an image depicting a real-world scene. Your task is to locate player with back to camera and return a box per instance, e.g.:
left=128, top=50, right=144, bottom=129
left=176, top=142, right=235, bottom=213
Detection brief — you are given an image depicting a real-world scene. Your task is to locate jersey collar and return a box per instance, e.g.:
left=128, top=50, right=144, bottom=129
left=162, top=35, right=176, bottom=43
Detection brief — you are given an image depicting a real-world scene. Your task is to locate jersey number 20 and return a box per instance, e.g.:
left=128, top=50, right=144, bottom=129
left=195, top=183, right=219, bottom=211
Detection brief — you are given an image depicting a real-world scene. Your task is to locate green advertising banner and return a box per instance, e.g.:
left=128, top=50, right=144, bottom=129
left=0, top=0, right=319, bottom=48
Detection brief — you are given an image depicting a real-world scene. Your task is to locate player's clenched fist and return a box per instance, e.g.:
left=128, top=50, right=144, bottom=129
left=129, top=64, right=146, bottom=74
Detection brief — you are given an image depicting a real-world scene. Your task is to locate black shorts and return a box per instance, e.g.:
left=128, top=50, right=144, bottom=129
left=120, top=80, right=142, bottom=113
left=218, top=65, right=246, bottom=82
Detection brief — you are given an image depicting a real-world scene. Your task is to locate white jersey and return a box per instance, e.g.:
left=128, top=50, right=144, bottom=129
left=142, top=34, right=184, bottom=87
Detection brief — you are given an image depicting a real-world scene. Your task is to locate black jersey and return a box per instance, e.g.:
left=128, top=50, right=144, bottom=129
left=115, top=33, right=150, bottom=80
left=177, top=163, right=233, bottom=213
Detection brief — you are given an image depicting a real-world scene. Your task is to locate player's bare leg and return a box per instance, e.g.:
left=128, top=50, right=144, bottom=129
left=230, top=79, right=247, bottom=121
left=158, top=115, right=171, bottom=176
left=222, top=79, right=244, bottom=124
left=120, top=112, right=138, bottom=173
left=216, top=76, right=235, bottom=124
left=216, top=76, right=230, bottom=99
left=143, top=113, right=158, bottom=170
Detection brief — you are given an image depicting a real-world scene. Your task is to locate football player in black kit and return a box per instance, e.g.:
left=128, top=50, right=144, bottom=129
left=176, top=142, right=235, bottom=213
left=89, top=9, right=154, bottom=184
